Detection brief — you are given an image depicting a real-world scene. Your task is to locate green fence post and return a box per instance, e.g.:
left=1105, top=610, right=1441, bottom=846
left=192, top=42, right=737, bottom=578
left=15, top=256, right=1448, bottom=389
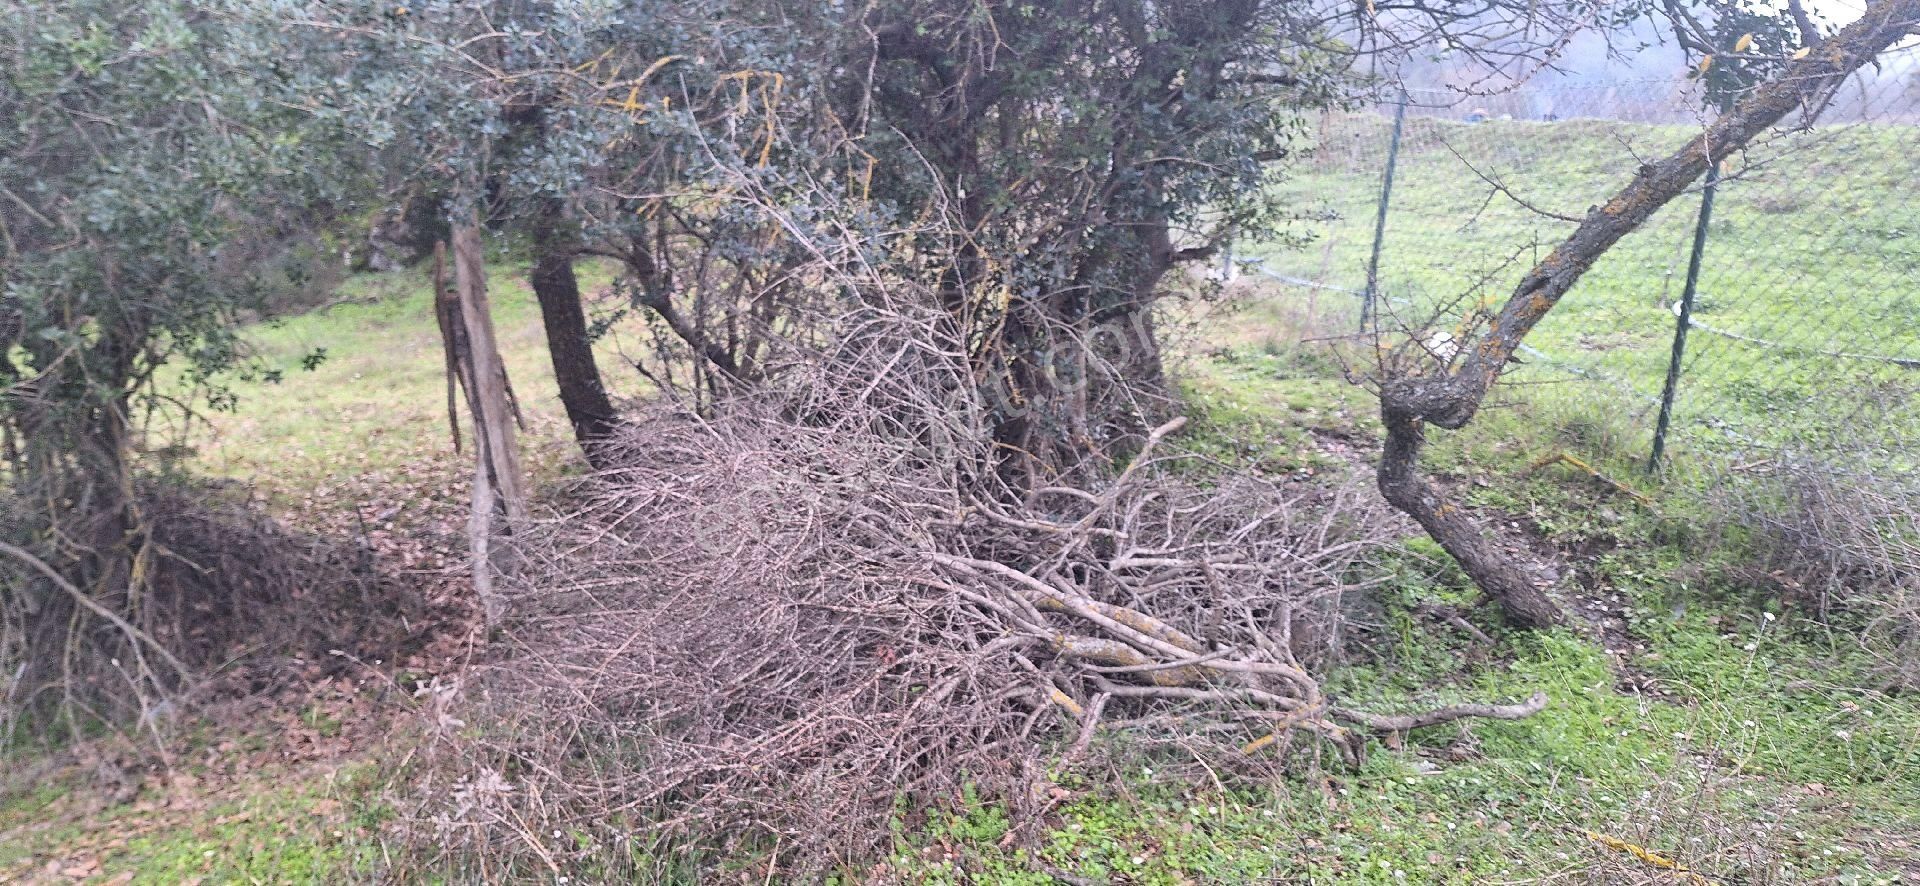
left=1648, top=164, right=1720, bottom=473
left=1362, top=88, right=1408, bottom=331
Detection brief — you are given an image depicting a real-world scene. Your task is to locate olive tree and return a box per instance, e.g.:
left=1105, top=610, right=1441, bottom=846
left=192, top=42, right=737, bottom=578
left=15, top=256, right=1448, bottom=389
left=0, top=0, right=365, bottom=731
left=280, top=0, right=832, bottom=465
left=794, top=0, right=1651, bottom=487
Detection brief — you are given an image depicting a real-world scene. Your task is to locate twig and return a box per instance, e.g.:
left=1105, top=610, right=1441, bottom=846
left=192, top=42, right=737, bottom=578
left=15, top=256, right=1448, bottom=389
left=1577, top=826, right=1719, bottom=885
left=1443, top=140, right=1583, bottom=224
left=1528, top=452, right=1655, bottom=506
left=1332, top=691, right=1548, bottom=731
left=1416, top=602, right=1495, bottom=645
left=0, top=541, right=194, bottom=683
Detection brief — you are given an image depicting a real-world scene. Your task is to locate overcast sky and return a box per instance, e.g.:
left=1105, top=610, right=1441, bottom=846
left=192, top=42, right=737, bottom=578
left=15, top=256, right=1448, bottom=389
left=1565, top=0, right=1913, bottom=80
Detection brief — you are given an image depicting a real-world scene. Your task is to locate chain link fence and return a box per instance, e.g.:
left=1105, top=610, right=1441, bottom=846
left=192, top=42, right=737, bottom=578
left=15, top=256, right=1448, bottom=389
left=1244, top=71, right=1920, bottom=480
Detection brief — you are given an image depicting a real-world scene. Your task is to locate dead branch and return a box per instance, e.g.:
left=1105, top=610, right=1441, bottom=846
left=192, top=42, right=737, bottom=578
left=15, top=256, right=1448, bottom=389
left=1333, top=690, right=1548, bottom=732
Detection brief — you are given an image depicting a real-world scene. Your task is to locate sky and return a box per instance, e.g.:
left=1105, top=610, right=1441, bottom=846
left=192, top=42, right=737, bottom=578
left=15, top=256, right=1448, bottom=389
left=1460, top=0, right=1916, bottom=89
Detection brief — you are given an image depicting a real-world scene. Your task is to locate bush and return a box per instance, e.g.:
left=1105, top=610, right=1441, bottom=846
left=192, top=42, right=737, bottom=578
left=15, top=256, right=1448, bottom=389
left=1710, top=459, right=1920, bottom=688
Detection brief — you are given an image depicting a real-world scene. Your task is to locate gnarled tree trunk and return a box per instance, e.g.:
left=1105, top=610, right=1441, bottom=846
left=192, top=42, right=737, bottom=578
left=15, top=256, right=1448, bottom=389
left=1375, top=0, right=1920, bottom=628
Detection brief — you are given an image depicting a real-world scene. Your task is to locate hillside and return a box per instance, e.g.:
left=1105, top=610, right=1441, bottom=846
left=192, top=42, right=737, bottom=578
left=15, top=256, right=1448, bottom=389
left=1248, top=114, right=1920, bottom=469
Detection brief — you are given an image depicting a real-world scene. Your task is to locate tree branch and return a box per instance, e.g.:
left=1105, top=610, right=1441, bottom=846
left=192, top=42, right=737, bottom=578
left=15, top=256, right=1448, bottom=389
left=1373, top=0, right=1920, bottom=628
left=0, top=540, right=195, bottom=683
left=1788, top=0, right=1825, bottom=47
left=1333, top=691, right=1548, bottom=731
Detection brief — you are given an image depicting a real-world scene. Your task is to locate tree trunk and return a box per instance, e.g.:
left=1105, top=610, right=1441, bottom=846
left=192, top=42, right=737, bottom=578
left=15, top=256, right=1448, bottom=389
left=985, top=284, right=1170, bottom=490
left=1373, top=0, right=1920, bottom=628
left=450, top=226, right=529, bottom=526
left=442, top=228, right=525, bottom=627
left=528, top=202, right=619, bottom=466
left=1378, top=410, right=1564, bottom=628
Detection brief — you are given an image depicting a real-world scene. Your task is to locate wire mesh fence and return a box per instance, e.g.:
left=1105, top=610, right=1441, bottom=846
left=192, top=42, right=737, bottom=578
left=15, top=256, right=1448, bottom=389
left=1244, top=70, right=1920, bottom=481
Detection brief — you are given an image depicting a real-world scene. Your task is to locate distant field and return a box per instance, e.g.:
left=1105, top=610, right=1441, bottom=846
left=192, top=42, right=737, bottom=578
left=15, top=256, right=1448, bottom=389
left=178, top=260, right=647, bottom=510
left=1246, top=113, right=1920, bottom=467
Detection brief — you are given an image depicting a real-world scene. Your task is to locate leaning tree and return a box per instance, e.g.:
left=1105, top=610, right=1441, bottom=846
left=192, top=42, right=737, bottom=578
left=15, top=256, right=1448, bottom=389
left=1368, top=0, right=1920, bottom=627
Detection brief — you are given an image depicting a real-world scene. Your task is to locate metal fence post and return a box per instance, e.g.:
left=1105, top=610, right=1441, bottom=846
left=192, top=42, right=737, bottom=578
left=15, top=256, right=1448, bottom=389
left=1648, top=164, right=1719, bottom=473
left=1361, top=88, right=1408, bottom=331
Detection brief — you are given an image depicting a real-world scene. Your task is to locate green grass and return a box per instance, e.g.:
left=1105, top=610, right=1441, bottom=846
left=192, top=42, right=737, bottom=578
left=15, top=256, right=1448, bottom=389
left=6, top=271, right=1909, bottom=884
left=1, top=761, right=389, bottom=884
left=0, top=258, right=657, bottom=880
left=1043, top=337, right=1920, bottom=883
left=174, top=259, right=646, bottom=509
left=884, top=581, right=1920, bottom=883
left=712, top=298, right=1908, bottom=883
left=1248, top=114, right=1920, bottom=467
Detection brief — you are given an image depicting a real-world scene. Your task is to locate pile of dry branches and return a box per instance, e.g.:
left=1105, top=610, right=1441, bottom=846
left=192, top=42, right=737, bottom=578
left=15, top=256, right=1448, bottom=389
left=1714, top=460, right=1920, bottom=688
left=0, top=482, right=426, bottom=745
left=410, top=303, right=1547, bottom=874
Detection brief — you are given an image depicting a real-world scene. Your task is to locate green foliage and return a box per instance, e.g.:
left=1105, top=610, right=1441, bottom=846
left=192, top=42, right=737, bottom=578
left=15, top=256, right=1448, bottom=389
left=0, top=0, right=381, bottom=740
left=0, top=0, right=1895, bottom=878
left=0, top=0, right=369, bottom=418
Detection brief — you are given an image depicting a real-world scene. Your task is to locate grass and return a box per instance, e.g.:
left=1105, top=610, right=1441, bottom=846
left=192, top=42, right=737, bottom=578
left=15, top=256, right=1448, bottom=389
left=172, top=258, right=646, bottom=511
left=1091, top=323, right=1920, bottom=882
left=883, top=549, right=1920, bottom=882
left=8, top=278, right=1916, bottom=883
left=0, top=758, right=390, bottom=884
left=9, top=117, right=1920, bottom=878
left=1248, top=114, right=1920, bottom=467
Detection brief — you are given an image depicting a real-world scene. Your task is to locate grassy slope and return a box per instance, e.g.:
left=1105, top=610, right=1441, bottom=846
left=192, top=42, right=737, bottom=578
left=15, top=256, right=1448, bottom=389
left=1249, top=115, right=1920, bottom=466
left=180, top=259, right=639, bottom=508
left=7, top=124, right=1920, bottom=879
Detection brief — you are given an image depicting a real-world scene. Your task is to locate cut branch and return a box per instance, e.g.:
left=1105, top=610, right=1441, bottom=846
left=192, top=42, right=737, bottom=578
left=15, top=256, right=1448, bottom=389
left=1333, top=691, right=1548, bottom=731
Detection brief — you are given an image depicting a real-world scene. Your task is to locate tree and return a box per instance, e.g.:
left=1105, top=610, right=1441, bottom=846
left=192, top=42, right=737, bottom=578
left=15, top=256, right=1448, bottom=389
left=1370, top=0, right=1920, bottom=627
left=844, top=0, right=1304, bottom=484
left=287, top=0, right=818, bottom=465
left=302, top=0, right=1649, bottom=484
left=833, top=0, right=1640, bottom=487
left=0, top=0, right=364, bottom=727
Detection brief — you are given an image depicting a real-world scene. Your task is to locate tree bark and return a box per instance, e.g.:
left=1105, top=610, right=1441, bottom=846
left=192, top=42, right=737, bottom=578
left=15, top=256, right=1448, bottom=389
left=1375, top=0, right=1920, bottom=628
left=451, top=225, right=529, bottom=526
left=529, top=202, right=620, bottom=466
left=443, top=225, right=525, bottom=627
left=1379, top=410, right=1566, bottom=628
